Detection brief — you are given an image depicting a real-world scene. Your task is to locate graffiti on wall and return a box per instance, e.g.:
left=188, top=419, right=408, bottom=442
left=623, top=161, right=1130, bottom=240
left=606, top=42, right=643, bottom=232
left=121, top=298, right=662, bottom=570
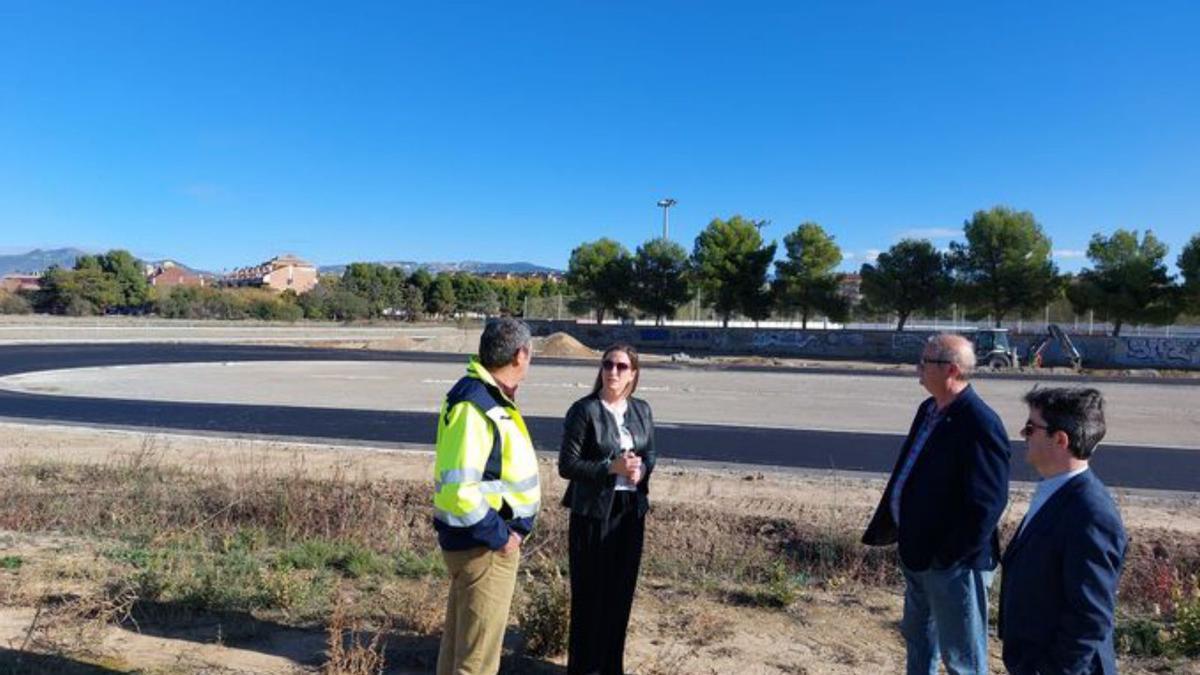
left=750, top=331, right=865, bottom=353
left=529, top=320, right=1200, bottom=369
left=1121, top=338, right=1200, bottom=366
left=891, top=333, right=927, bottom=356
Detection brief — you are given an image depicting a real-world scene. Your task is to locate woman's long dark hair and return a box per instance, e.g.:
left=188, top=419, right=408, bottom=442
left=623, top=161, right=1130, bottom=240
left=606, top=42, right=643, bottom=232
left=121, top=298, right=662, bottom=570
left=591, top=343, right=640, bottom=398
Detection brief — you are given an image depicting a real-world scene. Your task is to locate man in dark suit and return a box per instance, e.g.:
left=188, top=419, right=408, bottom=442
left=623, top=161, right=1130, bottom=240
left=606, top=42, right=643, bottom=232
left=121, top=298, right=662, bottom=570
left=863, top=333, right=1010, bottom=674
left=1000, top=387, right=1126, bottom=674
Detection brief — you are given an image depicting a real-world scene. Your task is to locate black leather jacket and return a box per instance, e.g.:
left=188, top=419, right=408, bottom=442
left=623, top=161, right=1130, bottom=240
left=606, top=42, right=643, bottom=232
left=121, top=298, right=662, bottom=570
left=558, top=393, right=656, bottom=520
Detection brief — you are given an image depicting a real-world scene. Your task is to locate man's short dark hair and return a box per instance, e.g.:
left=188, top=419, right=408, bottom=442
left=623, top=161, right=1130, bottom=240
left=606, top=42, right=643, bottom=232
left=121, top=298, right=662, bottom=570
left=1023, top=387, right=1107, bottom=459
left=478, top=317, right=531, bottom=369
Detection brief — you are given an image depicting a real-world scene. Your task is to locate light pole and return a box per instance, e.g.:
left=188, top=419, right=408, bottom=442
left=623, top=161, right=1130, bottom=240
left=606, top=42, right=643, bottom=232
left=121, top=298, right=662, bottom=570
left=656, top=198, right=677, bottom=239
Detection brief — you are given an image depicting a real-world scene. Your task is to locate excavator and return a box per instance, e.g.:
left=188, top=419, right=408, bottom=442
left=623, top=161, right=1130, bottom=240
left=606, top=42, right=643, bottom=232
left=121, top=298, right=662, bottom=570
left=1028, top=324, right=1083, bottom=371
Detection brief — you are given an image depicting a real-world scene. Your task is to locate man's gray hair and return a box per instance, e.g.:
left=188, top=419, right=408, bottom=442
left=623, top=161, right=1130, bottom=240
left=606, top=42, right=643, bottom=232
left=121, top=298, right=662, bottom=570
left=926, top=333, right=976, bottom=379
left=478, top=317, right=532, bottom=369
left=1023, top=387, right=1107, bottom=460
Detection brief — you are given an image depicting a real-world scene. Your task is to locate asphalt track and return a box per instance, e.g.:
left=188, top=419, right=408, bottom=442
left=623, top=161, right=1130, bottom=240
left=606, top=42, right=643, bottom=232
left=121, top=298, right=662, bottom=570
left=0, top=344, right=1197, bottom=492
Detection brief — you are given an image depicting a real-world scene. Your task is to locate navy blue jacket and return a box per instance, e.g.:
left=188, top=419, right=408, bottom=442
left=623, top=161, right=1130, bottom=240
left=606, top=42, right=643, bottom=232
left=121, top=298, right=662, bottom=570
left=862, top=384, right=1011, bottom=571
left=999, top=470, right=1126, bottom=675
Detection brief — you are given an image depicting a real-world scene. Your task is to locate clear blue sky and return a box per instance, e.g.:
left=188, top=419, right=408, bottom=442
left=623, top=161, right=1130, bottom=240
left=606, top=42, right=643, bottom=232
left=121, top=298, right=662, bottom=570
left=2, top=1, right=1197, bottom=273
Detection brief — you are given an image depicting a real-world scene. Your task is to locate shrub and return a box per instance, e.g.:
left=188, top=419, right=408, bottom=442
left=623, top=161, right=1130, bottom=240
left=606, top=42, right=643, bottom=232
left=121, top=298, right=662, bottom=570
left=325, top=594, right=388, bottom=675
left=1116, top=617, right=1168, bottom=657
left=0, top=291, right=32, bottom=314
left=156, top=286, right=247, bottom=319
left=1173, top=588, right=1200, bottom=657
left=64, top=296, right=97, bottom=316
left=756, top=559, right=800, bottom=608
left=1121, top=555, right=1180, bottom=613
left=248, top=295, right=303, bottom=321
left=518, top=563, right=569, bottom=658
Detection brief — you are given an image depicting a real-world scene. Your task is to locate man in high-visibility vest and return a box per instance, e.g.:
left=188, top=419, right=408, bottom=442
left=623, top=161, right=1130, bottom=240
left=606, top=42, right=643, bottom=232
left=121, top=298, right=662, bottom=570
left=434, top=317, right=541, bottom=675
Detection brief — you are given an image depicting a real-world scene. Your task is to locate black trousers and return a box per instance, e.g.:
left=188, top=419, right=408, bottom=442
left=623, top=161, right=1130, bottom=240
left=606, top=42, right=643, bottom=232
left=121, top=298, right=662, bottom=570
left=567, top=491, right=646, bottom=675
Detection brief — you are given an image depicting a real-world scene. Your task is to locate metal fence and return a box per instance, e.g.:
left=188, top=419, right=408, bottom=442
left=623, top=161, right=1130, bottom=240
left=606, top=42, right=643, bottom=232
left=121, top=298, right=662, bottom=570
left=522, top=294, right=1200, bottom=337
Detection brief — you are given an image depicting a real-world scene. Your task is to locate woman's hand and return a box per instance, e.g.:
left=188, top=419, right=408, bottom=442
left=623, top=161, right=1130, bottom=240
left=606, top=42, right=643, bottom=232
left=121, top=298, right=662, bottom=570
left=608, top=451, right=642, bottom=480
left=629, top=466, right=643, bottom=484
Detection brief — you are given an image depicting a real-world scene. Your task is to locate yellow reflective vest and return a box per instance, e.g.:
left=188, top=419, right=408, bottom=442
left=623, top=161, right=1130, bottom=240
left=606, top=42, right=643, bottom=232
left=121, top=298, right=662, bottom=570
left=433, top=356, right=541, bottom=550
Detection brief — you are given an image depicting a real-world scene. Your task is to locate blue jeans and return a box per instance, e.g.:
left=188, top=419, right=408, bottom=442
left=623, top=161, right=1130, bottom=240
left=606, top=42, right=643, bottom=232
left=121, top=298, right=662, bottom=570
left=900, top=562, right=994, bottom=675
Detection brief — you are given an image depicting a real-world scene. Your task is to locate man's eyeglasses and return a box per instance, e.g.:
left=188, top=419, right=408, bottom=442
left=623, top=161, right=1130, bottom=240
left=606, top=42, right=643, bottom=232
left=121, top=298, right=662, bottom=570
left=602, top=360, right=632, bottom=373
left=1020, top=420, right=1051, bottom=437
left=918, top=357, right=953, bottom=367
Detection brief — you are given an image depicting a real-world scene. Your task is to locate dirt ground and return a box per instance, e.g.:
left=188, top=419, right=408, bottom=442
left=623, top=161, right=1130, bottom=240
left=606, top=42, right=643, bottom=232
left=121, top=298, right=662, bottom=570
left=0, top=422, right=1197, bottom=673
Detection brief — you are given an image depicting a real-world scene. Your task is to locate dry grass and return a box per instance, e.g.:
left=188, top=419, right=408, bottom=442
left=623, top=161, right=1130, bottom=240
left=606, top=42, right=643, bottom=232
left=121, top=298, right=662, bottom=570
left=658, top=605, right=734, bottom=646
left=0, top=443, right=1196, bottom=672
left=17, top=578, right=139, bottom=664
left=324, top=592, right=389, bottom=675
left=516, top=557, right=569, bottom=658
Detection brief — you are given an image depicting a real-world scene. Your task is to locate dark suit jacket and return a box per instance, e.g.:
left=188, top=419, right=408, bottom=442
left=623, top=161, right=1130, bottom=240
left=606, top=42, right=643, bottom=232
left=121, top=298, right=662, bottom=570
left=862, top=384, right=1011, bottom=571
left=999, top=470, right=1127, bottom=675
left=557, top=393, right=656, bottom=521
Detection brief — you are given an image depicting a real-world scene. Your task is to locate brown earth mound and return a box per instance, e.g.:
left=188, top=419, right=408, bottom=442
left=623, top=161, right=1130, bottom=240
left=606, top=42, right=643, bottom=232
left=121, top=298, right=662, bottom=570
left=535, top=332, right=597, bottom=358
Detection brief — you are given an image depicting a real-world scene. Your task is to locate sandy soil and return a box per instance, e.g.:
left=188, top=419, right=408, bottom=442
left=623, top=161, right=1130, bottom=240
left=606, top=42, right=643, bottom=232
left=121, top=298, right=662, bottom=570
left=0, top=422, right=1197, bottom=673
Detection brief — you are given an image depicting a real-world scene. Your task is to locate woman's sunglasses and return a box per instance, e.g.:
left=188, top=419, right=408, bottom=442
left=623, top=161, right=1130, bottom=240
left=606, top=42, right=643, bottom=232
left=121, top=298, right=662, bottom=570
left=601, top=360, right=632, bottom=373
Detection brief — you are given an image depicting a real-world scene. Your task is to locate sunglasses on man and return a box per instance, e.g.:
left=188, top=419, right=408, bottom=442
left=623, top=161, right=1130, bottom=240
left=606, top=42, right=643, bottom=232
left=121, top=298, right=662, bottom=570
left=1020, top=420, right=1051, bottom=437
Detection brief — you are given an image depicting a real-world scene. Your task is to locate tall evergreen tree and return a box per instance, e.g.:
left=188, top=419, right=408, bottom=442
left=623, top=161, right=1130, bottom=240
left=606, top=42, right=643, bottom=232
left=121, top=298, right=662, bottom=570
left=565, top=238, right=633, bottom=323
left=860, top=239, right=952, bottom=331
left=1067, top=229, right=1179, bottom=336
left=691, top=216, right=776, bottom=327
left=632, top=237, right=691, bottom=325
left=772, top=222, right=846, bottom=329
left=949, top=206, right=1061, bottom=326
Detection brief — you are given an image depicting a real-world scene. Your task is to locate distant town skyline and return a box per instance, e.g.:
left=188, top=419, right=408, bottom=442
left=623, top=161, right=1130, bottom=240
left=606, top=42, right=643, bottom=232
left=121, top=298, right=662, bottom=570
left=0, top=245, right=565, bottom=277
left=3, top=3, right=1198, bottom=273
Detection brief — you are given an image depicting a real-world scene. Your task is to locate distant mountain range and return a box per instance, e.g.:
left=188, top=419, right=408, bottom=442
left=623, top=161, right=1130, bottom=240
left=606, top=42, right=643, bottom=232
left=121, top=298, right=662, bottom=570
left=0, top=248, right=210, bottom=277
left=0, top=248, right=91, bottom=275
left=317, top=260, right=562, bottom=276
left=0, top=248, right=560, bottom=278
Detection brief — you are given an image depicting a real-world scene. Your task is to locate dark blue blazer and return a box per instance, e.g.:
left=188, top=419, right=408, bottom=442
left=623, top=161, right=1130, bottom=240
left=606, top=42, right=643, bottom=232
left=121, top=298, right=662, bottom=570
left=999, top=470, right=1127, bottom=675
left=862, top=384, right=1011, bottom=571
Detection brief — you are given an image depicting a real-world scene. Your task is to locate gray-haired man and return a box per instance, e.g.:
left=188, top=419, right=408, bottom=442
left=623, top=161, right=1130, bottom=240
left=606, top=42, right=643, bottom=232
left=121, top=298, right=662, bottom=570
left=433, top=318, right=541, bottom=675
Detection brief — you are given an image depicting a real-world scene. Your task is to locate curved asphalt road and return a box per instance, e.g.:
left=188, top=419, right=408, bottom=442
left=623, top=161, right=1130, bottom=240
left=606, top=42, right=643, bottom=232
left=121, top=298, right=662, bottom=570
left=0, top=344, right=1197, bottom=492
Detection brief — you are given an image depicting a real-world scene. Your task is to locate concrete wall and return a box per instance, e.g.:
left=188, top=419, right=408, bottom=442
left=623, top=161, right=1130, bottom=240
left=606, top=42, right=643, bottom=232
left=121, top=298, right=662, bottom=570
left=1026, top=334, right=1200, bottom=370
left=527, top=320, right=1200, bottom=371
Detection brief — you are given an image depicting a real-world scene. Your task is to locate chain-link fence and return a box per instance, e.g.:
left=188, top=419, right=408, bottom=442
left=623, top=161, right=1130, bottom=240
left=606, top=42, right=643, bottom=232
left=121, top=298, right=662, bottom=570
left=523, top=293, right=1200, bottom=336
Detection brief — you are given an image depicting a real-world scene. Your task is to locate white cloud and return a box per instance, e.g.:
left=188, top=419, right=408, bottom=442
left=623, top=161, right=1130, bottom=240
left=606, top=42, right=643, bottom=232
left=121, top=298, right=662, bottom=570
left=1053, top=249, right=1087, bottom=259
left=843, top=252, right=856, bottom=260
left=897, top=227, right=959, bottom=241
left=863, top=249, right=881, bottom=263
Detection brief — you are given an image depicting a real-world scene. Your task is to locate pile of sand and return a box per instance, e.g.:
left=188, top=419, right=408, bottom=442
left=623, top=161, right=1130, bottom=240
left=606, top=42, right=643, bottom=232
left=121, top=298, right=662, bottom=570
left=535, top=332, right=598, bottom=358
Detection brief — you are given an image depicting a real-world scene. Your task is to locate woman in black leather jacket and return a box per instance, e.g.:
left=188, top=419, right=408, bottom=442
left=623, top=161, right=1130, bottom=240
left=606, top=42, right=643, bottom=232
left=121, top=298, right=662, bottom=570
left=558, top=343, right=656, bottom=675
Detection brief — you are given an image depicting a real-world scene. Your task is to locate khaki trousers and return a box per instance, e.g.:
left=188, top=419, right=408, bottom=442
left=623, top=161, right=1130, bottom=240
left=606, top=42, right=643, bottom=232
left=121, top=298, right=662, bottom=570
left=437, top=546, right=521, bottom=675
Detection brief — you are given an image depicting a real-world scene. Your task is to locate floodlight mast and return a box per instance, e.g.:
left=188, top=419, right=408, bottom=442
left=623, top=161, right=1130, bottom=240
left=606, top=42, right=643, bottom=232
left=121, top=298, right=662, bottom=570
left=656, top=198, right=677, bottom=239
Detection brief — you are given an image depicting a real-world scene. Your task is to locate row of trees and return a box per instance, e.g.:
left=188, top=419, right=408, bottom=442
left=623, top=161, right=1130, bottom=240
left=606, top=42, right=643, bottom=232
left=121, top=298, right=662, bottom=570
left=862, top=209, right=1200, bottom=335
left=9, top=206, right=1200, bottom=336
left=295, top=265, right=566, bottom=321
left=13, top=252, right=569, bottom=323
left=566, top=206, right=1200, bottom=335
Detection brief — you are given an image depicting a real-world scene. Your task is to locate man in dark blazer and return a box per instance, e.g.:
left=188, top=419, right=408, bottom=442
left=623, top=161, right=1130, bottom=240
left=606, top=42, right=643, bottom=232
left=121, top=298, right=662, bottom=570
left=863, top=333, right=1010, bottom=674
left=1000, top=387, right=1126, bottom=674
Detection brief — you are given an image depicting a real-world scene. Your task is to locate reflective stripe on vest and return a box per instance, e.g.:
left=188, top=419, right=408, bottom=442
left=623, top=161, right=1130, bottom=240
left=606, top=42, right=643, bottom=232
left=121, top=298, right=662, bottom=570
left=432, top=363, right=541, bottom=530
